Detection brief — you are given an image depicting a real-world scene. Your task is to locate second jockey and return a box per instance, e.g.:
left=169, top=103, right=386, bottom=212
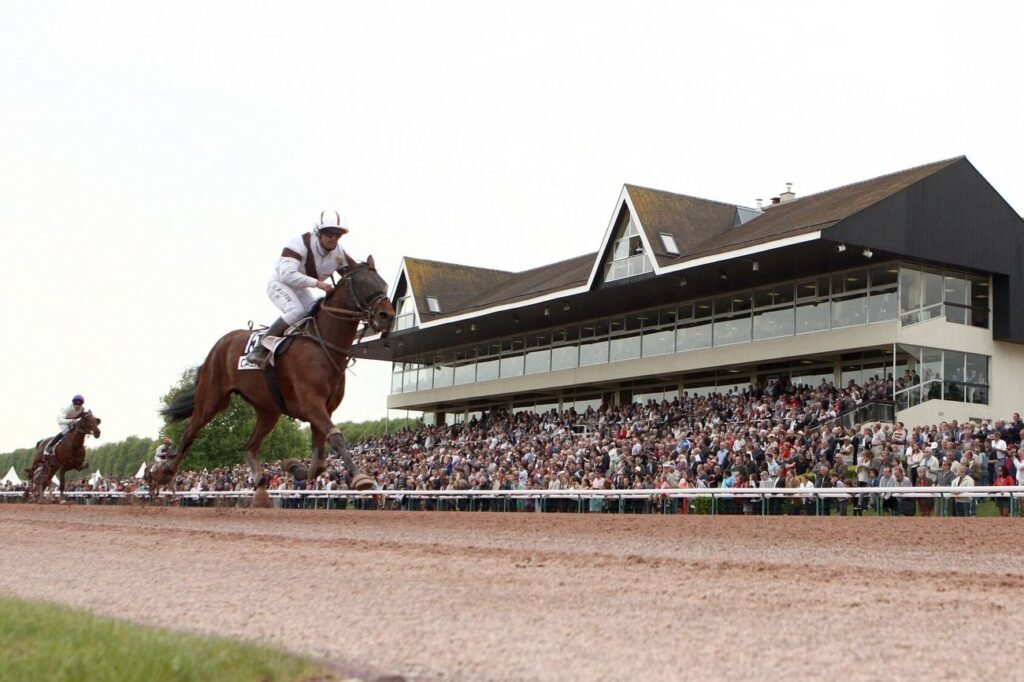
left=44, top=394, right=86, bottom=460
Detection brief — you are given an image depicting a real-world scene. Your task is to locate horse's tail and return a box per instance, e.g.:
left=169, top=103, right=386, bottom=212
left=161, top=365, right=202, bottom=423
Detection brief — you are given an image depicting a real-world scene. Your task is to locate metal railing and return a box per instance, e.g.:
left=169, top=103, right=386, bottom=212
left=3, top=485, right=1021, bottom=516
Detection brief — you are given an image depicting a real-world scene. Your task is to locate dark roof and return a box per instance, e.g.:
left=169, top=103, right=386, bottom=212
left=399, top=156, right=967, bottom=322
left=679, top=156, right=963, bottom=260
left=403, top=257, right=513, bottom=323
left=404, top=253, right=594, bottom=321
left=625, top=185, right=741, bottom=267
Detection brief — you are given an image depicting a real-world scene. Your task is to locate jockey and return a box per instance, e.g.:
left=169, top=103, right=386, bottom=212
left=154, top=437, right=173, bottom=462
left=45, top=394, right=86, bottom=457
left=245, top=210, right=352, bottom=368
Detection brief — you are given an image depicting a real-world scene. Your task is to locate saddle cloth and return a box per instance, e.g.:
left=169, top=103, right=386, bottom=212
left=238, top=320, right=308, bottom=370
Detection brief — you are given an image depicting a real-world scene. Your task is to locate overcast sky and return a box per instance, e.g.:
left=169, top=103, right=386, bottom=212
left=1, top=1, right=1021, bottom=453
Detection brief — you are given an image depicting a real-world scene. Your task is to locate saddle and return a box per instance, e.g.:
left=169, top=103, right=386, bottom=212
left=242, top=318, right=312, bottom=369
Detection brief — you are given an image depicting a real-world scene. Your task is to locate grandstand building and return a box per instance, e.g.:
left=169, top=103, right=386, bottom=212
left=356, top=157, right=1024, bottom=425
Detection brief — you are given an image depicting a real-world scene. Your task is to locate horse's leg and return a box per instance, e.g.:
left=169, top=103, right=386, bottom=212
left=308, top=427, right=328, bottom=482
left=177, top=384, right=234, bottom=462
left=244, top=408, right=280, bottom=508
left=320, top=421, right=372, bottom=490
left=58, top=468, right=66, bottom=503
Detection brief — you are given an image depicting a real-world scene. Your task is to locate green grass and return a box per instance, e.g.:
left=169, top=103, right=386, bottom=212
left=0, top=597, right=334, bottom=682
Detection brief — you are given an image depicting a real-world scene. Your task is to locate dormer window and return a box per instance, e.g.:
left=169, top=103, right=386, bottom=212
left=606, top=217, right=653, bottom=282
left=394, top=294, right=416, bottom=331
left=659, top=233, right=679, bottom=255
left=426, top=296, right=441, bottom=313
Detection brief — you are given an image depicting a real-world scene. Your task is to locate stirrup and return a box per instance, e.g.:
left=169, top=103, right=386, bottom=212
left=245, top=349, right=270, bottom=367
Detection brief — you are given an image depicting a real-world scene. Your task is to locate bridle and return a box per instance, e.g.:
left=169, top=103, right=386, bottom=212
left=74, top=411, right=101, bottom=438
left=305, top=262, right=393, bottom=386
left=318, top=263, right=391, bottom=333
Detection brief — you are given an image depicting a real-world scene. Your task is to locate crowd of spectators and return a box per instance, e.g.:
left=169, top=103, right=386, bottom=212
left=4, top=377, right=1024, bottom=516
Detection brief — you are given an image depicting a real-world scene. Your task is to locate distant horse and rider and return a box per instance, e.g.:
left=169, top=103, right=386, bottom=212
left=157, top=248, right=393, bottom=499
left=25, top=405, right=102, bottom=502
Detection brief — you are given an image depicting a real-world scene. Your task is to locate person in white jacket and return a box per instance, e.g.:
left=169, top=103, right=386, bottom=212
left=44, top=394, right=86, bottom=458
left=245, top=211, right=352, bottom=367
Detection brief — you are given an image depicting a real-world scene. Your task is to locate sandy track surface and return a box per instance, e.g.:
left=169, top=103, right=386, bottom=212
left=0, top=506, right=1021, bottom=681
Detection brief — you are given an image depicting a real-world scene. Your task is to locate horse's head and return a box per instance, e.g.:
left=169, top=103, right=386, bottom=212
left=328, top=255, right=395, bottom=333
left=78, top=410, right=102, bottom=439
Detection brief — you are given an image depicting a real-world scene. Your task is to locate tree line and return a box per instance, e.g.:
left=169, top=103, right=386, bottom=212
left=0, top=367, right=422, bottom=481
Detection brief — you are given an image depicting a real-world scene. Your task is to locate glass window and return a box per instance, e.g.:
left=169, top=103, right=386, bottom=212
left=796, top=277, right=828, bottom=299
left=403, top=368, right=418, bottom=393
left=476, top=358, right=499, bottom=382
left=426, top=296, right=441, bottom=313
left=922, top=268, right=943, bottom=321
left=659, top=233, right=679, bottom=255
left=677, top=319, right=712, bottom=351
left=968, top=274, right=989, bottom=329
left=869, top=289, right=897, bottom=322
left=433, top=364, right=454, bottom=388
left=579, top=339, right=609, bottom=366
left=500, top=355, right=524, bottom=378
left=966, top=353, right=989, bottom=404
left=713, top=315, right=751, bottom=346
left=900, top=267, right=922, bottom=313
left=831, top=293, right=867, bottom=328
left=642, top=329, right=674, bottom=357
left=943, top=350, right=965, bottom=402
left=832, top=269, right=866, bottom=294
left=551, top=345, right=578, bottom=371
left=923, top=269, right=943, bottom=308
left=753, top=307, right=794, bottom=340
left=391, top=371, right=404, bottom=393
left=417, top=366, right=433, bottom=391
left=609, top=335, right=641, bottom=362
left=869, top=267, right=898, bottom=289
left=921, top=348, right=942, bottom=400
left=454, top=362, right=476, bottom=386
left=796, top=300, right=829, bottom=334
left=525, top=349, right=550, bottom=374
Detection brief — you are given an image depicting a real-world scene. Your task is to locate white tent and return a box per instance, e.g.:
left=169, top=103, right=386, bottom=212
left=88, top=469, right=103, bottom=485
left=135, top=462, right=147, bottom=479
left=1, top=465, right=22, bottom=486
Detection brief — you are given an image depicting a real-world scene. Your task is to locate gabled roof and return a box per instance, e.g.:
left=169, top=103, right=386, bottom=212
left=403, top=257, right=514, bottom=323
left=401, top=253, right=594, bottom=324
left=624, top=185, right=741, bottom=267
left=678, top=156, right=963, bottom=262
left=454, top=253, right=595, bottom=314
left=394, top=156, right=971, bottom=326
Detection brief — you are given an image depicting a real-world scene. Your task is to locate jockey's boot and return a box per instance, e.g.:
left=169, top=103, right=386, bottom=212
left=245, top=317, right=290, bottom=368
left=44, top=433, right=63, bottom=457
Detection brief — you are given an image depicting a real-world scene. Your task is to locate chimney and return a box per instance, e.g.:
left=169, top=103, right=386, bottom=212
left=780, top=182, right=796, bottom=203
left=770, top=196, right=781, bottom=206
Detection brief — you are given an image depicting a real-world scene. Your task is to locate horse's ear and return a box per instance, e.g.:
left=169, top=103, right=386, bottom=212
left=366, top=254, right=375, bottom=269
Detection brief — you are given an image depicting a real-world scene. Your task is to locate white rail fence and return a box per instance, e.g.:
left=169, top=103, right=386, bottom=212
left=2, top=486, right=1023, bottom=516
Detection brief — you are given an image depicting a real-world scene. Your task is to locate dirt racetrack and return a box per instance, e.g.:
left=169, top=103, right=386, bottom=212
left=0, top=505, right=1021, bottom=681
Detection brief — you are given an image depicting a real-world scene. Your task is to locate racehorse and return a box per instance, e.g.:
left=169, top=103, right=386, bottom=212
left=26, top=410, right=102, bottom=502
left=160, top=257, right=394, bottom=505
left=143, top=458, right=178, bottom=501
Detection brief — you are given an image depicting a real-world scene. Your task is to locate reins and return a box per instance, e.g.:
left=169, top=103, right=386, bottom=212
left=291, top=263, right=389, bottom=397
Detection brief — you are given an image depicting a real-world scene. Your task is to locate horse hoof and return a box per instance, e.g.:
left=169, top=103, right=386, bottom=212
left=351, top=473, right=374, bottom=491
left=252, top=488, right=272, bottom=508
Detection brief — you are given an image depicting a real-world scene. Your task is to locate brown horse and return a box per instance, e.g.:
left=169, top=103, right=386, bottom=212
left=143, top=459, right=178, bottom=501
left=26, top=410, right=102, bottom=502
left=160, top=257, right=394, bottom=504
